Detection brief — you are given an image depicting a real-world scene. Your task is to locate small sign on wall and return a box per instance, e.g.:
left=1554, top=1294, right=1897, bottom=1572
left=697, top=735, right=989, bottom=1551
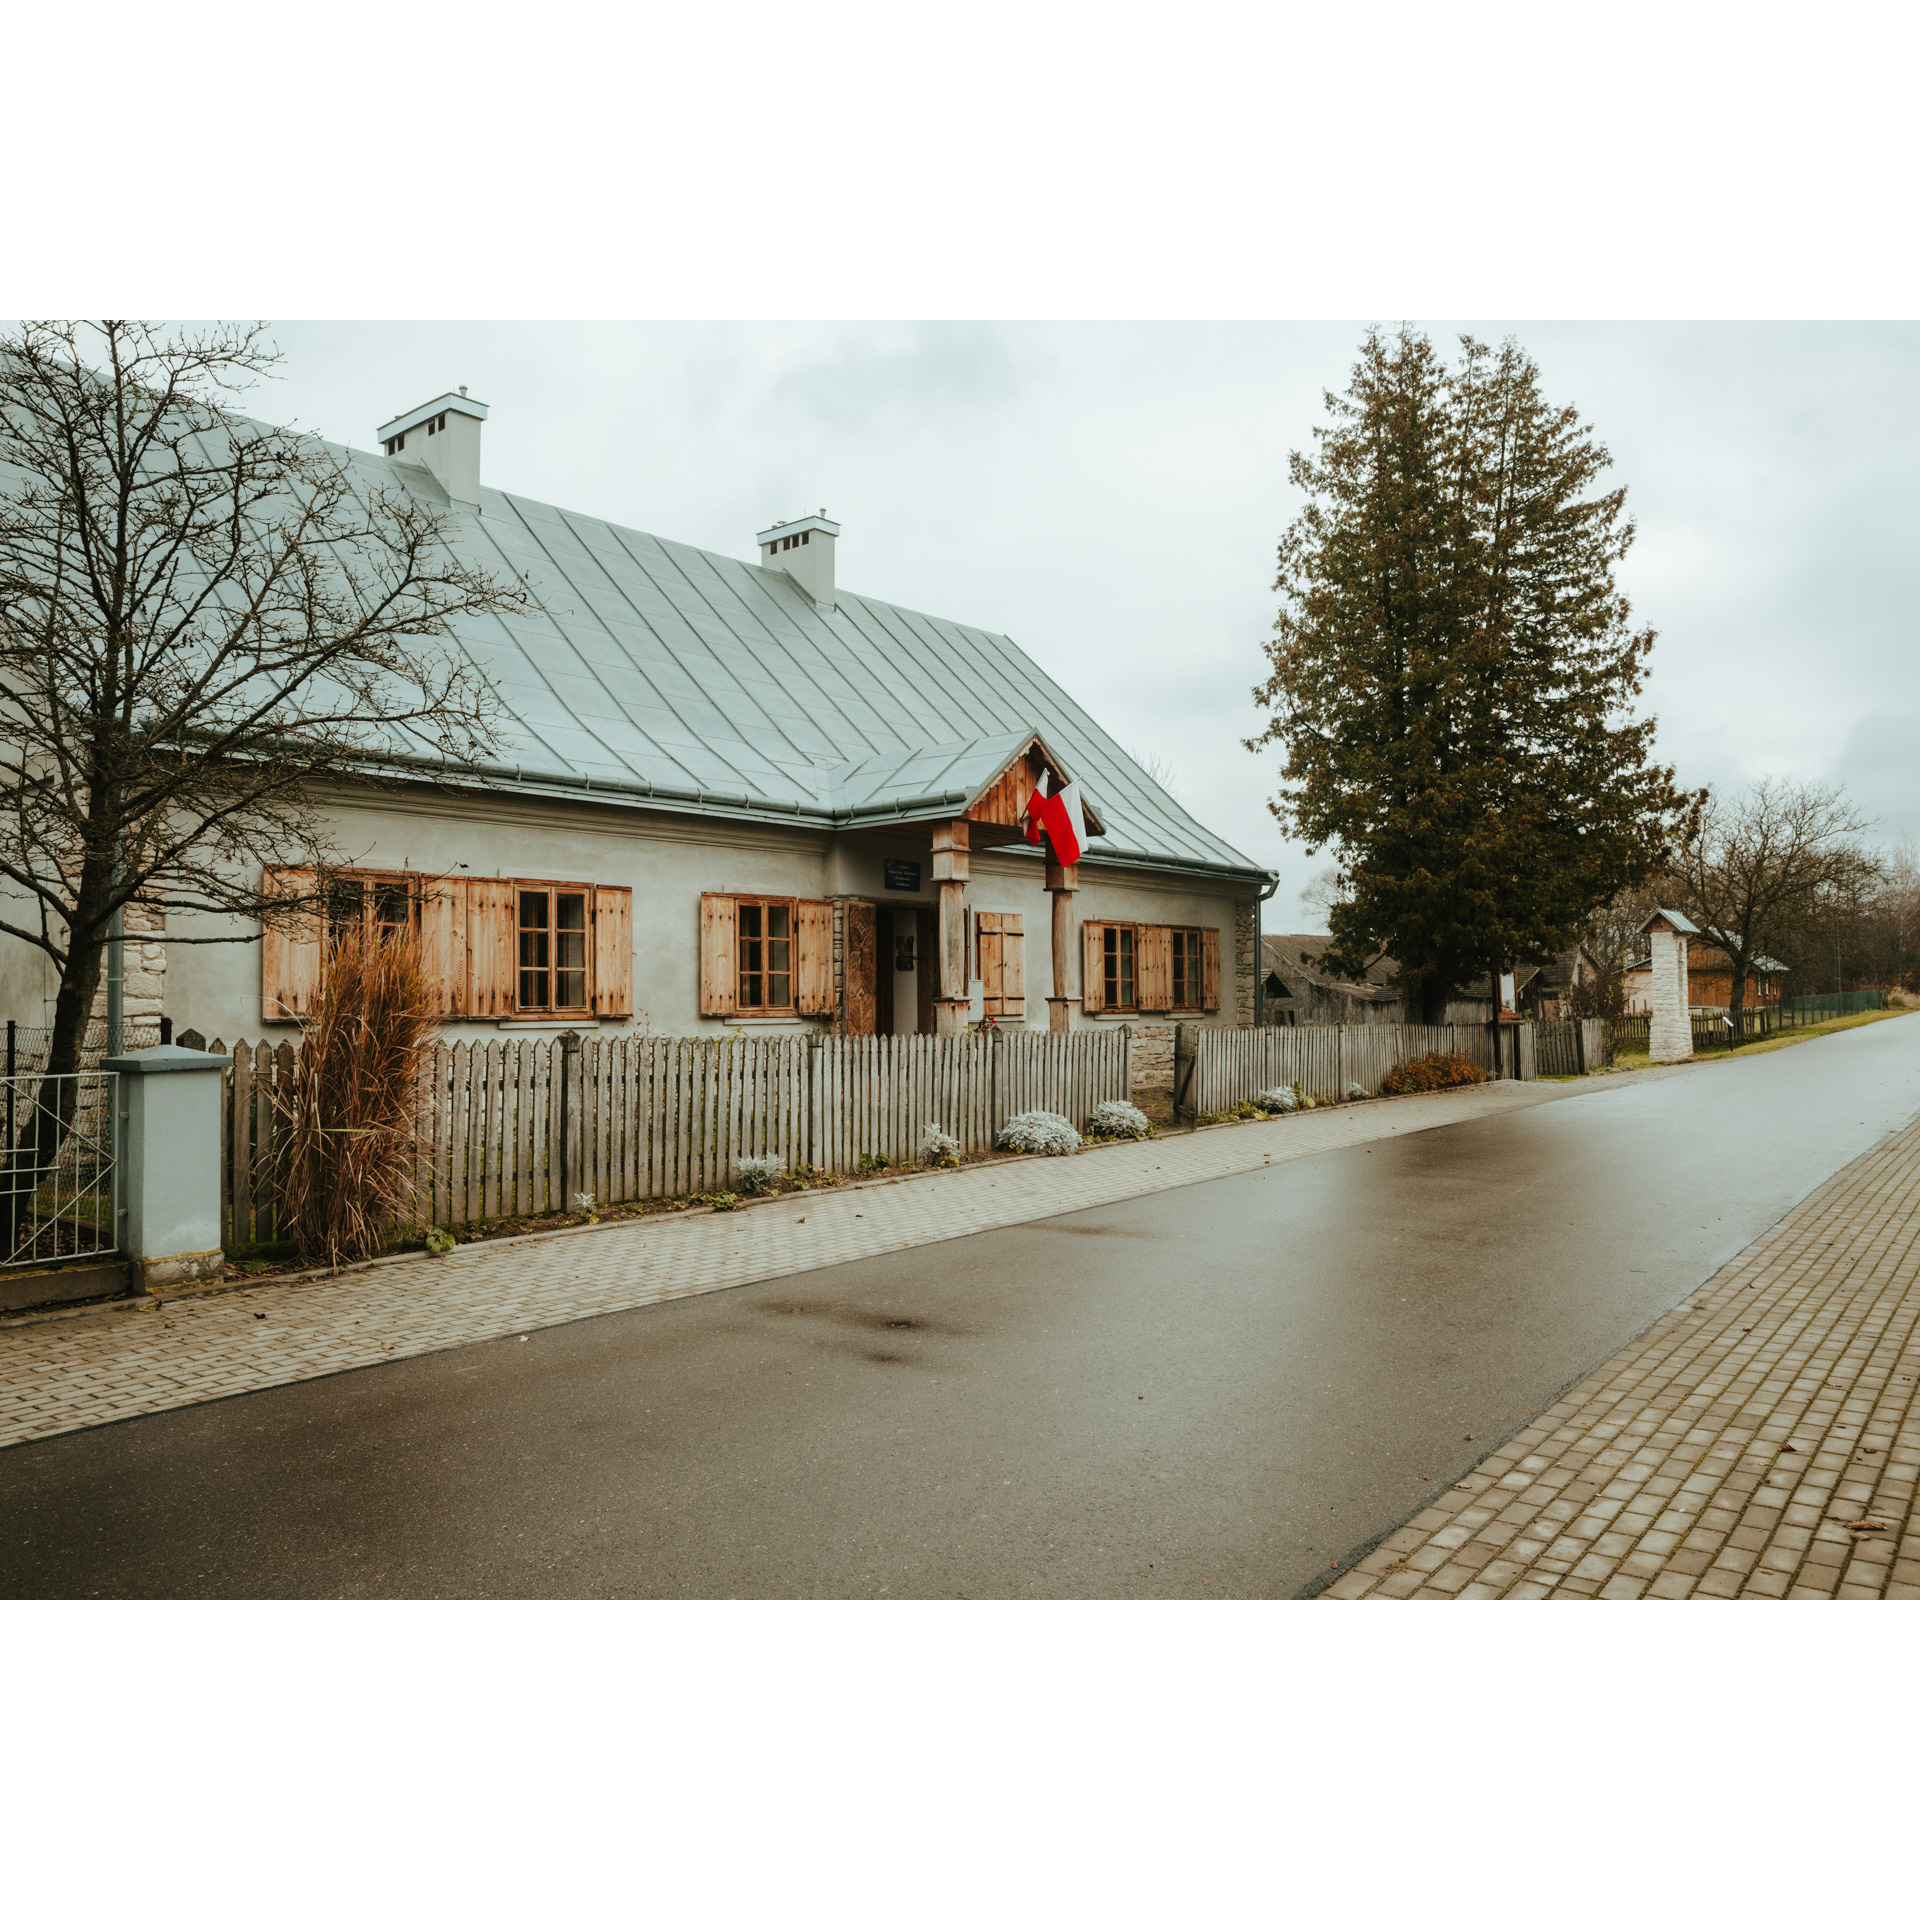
left=883, top=860, right=921, bottom=892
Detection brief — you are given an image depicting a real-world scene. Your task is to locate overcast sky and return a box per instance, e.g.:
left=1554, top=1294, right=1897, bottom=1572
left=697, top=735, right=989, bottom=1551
left=262, top=322, right=1918, bottom=930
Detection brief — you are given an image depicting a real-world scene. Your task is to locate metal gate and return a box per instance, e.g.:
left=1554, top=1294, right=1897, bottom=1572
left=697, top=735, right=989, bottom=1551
left=2, top=1070, right=121, bottom=1270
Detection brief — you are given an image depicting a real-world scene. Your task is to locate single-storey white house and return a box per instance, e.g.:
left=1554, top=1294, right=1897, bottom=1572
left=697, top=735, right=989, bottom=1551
left=6, top=388, right=1275, bottom=1092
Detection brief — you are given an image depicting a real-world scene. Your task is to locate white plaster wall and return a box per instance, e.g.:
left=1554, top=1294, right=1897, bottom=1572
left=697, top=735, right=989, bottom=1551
left=0, top=873, right=61, bottom=1026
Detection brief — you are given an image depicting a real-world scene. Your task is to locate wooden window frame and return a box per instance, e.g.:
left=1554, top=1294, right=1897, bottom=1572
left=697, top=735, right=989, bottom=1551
left=1102, top=923, right=1137, bottom=1011
left=1169, top=926, right=1204, bottom=1010
left=323, top=868, right=421, bottom=949
left=733, top=894, right=798, bottom=1016
left=513, top=881, right=593, bottom=1016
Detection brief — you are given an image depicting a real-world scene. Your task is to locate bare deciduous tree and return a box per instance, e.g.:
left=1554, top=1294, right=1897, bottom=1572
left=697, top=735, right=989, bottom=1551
left=1663, top=778, right=1882, bottom=1023
left=1123, top=742, right=1182, bottom=801
left=1297, top=862, right=1353, bottom=927
left=0, top=319, right=530, bottom=1146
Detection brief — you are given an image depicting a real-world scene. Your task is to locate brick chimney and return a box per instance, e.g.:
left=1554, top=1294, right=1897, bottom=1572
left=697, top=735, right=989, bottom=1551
left=377, top=387, right=488, bottom=508
left=756, top=511, right=839, bottom=609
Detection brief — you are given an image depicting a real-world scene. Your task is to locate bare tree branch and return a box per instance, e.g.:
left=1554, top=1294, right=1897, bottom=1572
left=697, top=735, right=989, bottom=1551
left=0, top=318, right=533, bottom=1099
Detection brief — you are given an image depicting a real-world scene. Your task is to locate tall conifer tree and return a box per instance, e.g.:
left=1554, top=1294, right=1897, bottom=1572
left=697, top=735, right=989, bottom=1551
left=1249, top=328, right=1694, bottom=1022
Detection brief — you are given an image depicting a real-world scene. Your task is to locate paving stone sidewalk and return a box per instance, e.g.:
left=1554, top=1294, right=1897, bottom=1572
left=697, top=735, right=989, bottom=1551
left=1322, top=1109, right=1920, bottom=1601
left=0, top=1078, right=1566, bottom=1452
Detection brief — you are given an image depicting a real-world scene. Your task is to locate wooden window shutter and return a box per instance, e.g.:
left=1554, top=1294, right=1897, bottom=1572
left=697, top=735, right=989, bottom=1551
left=467, top=879, right=517, bottom=1018
left=976, top=912, right=1004, bottom=1017
left=261, top=865, right=321, bottom=1023
left=1001, top=913, right=1024, bottom=1020
left=591, top=885, right=633, bottom=1016
left=1137, top=924, right=1173, bottom=1013
left=794, top=900, right=833, bottom=1015
left=1201, top=927, right=1221, bottom=1011
left=1082, top=921, right=1106, bottom=1014
left=700, top=893, right=738, bottom=1017
left=420, top=877, right=470, bottom=1019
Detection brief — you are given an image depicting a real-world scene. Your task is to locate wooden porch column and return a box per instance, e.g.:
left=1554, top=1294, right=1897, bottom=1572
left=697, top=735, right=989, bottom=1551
left=933, top=820, right=969, bottom=1036
left=1045, top=854, right=1078, bottom=1034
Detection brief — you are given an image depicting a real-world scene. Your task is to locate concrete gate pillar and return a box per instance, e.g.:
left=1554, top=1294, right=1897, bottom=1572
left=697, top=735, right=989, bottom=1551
left=1644, top=909, right=1696, bottom=1063
left=102, top=1042, right=231, bottom=1293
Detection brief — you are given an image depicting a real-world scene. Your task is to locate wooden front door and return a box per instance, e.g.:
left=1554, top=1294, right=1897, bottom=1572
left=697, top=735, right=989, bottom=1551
left=916, top=907, right=937, bottom=1034
left=844, top=899, right=878, bottom=1036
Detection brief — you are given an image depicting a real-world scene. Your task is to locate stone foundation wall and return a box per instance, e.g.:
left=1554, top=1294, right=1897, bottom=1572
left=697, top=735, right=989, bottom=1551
left=1234, top=897, right=1256, bottom=1028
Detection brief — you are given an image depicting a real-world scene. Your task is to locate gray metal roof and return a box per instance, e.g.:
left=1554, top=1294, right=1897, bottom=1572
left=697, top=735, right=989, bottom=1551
left=363, top=452, right=1266, bottom=881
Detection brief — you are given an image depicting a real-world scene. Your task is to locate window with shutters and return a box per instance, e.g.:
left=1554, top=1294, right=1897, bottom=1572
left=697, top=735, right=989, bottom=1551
left=263, top=866, right=632, bottom=1024
left=699, top=893, right=833, bottom=1018
left=1082, top=920, right=1220, bottom=1015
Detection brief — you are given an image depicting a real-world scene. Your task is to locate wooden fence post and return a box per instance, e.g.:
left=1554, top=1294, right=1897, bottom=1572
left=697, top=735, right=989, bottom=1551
left=560, top=1030, right=581, bottom=1207
left=806, top=1028, right=822, bottom=1173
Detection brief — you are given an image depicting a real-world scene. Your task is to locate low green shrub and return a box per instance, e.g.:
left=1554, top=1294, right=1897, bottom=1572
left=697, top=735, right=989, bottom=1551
left=1381, top=1050, right=1488, bottom=1095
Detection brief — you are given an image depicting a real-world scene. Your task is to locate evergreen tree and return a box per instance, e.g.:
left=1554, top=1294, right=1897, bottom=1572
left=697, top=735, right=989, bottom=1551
left=1249, top=328, right=1695, bottom=1023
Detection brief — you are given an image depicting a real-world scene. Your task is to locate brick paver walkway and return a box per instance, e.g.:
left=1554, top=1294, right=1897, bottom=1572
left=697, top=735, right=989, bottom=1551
left=1322, top=1110, right=1920, bottom=1600
left=0, top=1079, right=1562, bottom=1451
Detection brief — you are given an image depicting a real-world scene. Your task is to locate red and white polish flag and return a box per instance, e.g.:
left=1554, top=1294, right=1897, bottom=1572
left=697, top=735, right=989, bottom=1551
left=1022, top=769, right=1087, bottom=865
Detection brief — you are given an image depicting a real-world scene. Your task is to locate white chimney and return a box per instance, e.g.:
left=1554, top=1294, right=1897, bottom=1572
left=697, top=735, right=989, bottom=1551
left=755, top=510, right=839, bottom=609
left=376, top=387, right=488, bottom=508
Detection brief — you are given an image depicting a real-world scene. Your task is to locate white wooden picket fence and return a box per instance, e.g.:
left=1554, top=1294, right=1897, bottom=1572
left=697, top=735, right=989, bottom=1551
left=1183, top=1021, right=1504, bottom=1113
left=195, top=1027, right=1132, bottom=1251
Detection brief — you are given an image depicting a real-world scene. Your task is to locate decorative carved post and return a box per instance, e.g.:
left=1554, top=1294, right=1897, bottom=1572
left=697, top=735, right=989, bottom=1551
left=1045, top=854, right=1078, bottom=1035
left=933, top=820, right=969, bottom=1037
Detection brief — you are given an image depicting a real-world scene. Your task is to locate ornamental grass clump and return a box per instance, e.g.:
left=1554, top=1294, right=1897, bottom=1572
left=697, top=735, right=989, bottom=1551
left=921, top=1121, right=961, bottom=1167
left=1381, top=1050, right=1487, bottom=1095
left=735, top=1154, right=783, bottom=1196
left=273, top=925, right=438, bottom=1267
left=1085, top=1099, right=1149, bottom=1140
left=1251, top=1086, right=1297, bottom=1114
left=996, top=1110, right=1081, bottom=1156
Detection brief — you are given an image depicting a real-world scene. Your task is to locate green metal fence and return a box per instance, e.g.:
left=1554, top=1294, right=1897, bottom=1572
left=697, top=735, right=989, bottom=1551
left=1780, top=991, right=1887, bottom=1023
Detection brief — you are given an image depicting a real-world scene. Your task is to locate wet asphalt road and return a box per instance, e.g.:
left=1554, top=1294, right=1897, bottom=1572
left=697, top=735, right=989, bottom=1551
left=4, top=1016, right=1918, bottom=1600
